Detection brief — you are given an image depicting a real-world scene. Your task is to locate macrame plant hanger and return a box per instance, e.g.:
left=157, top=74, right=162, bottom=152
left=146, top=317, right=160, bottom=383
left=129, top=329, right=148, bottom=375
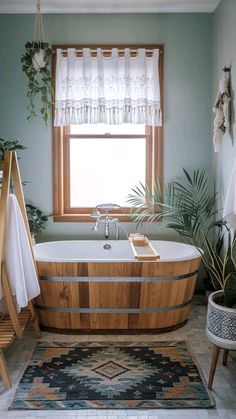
left=34, top=0, right=45, bottom=44
left=32, top=0, right=46, bottom=70
left=21, top=0, right=52, bottom=123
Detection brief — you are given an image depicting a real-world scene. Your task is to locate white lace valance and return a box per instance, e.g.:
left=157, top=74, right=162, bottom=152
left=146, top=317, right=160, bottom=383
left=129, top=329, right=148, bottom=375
left=54, top=48, right=162, bottom=126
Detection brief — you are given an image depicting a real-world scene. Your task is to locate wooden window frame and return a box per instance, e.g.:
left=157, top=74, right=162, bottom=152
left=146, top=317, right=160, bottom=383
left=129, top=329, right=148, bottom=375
left=52, top=44, right=164, bottom=222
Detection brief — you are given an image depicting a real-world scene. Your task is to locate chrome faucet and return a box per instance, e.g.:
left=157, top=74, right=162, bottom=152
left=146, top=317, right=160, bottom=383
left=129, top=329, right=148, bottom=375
left=90, top=203, right=129, bottom=240
left=104, top=213, right=110, bottom=239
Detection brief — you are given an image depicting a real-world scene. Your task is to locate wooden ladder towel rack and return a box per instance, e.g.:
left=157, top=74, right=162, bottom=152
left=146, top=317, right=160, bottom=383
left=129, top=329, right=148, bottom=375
left=0, top=151, right=40, bottom=389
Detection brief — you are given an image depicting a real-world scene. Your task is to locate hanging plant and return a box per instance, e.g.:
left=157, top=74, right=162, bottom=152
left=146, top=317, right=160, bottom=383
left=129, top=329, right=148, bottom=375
left=21, top=1, right=52, bottom=126
left=21, top=41, right=52, bottom=125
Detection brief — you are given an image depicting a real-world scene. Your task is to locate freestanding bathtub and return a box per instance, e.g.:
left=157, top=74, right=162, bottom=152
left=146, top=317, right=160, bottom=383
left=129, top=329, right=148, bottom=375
left=34, top=240, right=201, bottom=332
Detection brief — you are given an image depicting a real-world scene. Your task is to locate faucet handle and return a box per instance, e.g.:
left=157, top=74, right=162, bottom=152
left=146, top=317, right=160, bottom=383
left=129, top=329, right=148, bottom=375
left=90, top=208, right=101, bottom=218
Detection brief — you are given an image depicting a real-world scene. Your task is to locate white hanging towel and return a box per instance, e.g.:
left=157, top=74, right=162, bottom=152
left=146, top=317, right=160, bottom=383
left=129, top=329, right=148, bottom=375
left=4, top=194, right=40, bottom=312
left=223, top=159, right=236, bottom=230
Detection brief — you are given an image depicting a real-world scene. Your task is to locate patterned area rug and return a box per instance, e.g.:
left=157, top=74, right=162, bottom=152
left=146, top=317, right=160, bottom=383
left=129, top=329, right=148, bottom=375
left=9, top=341, right=214, bottom=410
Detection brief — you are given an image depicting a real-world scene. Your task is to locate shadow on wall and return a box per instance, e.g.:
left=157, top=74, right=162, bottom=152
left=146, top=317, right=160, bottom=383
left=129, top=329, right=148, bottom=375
left=229, top=71, right=235, bottom=145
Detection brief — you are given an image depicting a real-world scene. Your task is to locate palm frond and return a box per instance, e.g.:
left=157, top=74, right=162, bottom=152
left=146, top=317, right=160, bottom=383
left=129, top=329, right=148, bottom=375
left=127, top=168, right=218, bottom=248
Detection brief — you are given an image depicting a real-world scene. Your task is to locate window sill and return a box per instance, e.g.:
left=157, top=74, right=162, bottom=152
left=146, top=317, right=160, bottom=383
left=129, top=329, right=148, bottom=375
left=53, top=214, right=133, bottom=222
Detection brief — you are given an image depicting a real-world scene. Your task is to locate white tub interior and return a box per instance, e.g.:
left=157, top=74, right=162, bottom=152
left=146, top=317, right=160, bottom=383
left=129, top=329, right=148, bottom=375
left=34, top=240, right=200, bottom=262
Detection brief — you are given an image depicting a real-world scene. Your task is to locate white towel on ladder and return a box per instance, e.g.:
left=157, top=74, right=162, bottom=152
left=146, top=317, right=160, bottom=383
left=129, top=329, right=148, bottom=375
left=4, top=194, right=40, bottom=311
left=223, top=159, right=236, bottom=230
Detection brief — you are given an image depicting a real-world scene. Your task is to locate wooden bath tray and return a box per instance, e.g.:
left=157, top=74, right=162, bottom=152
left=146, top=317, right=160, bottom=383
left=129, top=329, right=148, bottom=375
left=129, top=236, right=160, bottom=261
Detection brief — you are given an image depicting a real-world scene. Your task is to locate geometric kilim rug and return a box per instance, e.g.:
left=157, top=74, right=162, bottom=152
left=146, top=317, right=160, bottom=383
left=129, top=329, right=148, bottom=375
left=9, top=341, right=214, bottom=410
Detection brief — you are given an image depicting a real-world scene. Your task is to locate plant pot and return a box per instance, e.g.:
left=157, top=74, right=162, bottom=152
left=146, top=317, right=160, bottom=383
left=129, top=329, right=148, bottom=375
left=32, top=49, right=46, bottom=70
left=206, top=290, right=236, bottom=350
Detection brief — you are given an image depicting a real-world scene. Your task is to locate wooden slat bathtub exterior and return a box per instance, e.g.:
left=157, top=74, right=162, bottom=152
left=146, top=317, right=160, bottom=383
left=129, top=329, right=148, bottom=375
left=35, top=257, right=201, bottom=331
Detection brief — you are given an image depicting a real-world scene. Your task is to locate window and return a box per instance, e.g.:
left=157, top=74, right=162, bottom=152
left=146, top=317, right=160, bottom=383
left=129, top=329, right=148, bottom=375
left=69, top=124, right=146, bottom=208
left=53, top=45, right=164, bottom=222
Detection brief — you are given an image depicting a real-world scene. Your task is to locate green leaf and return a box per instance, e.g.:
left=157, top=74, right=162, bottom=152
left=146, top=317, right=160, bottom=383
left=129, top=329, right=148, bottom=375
left=126, top=167, right=236, bottom=300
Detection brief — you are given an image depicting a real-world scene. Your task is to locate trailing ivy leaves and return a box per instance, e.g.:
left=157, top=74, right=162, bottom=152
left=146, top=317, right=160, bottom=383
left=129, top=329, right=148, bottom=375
left=21, top=41, right=53, bottom=126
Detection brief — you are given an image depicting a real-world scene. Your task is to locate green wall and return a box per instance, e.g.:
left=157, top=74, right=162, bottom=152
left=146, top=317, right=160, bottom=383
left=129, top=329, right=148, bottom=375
left=0, top=13, right=212, bottom=240
left=213, top=0, right=236, bottom=211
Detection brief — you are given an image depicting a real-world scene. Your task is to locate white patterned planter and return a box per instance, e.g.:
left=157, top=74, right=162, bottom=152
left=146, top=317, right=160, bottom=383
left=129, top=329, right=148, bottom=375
left=32, top=49, right=46, bottom=70
left=206, top=290, right=236, bottom=350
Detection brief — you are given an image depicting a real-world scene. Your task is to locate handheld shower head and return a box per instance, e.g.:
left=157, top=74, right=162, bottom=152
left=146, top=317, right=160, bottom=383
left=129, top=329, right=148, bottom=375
left=92, top=219, right=100, bottom=231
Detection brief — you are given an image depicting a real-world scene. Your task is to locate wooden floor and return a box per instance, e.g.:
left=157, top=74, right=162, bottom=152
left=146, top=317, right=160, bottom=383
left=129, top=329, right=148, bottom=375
left=0, top=295, right=236, bottom=419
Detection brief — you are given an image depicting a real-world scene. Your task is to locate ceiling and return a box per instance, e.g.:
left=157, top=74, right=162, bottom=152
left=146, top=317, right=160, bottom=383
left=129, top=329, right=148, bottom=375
left=0, top=0, right=221, bottom=14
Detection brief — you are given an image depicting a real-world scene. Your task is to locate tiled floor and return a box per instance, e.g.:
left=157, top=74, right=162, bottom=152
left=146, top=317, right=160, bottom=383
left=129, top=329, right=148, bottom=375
left=0, top=296, right=235, bottom=419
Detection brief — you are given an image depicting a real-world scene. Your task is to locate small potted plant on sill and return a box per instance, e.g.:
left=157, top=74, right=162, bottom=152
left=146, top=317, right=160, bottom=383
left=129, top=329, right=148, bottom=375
left=26, top=203, right=49, bottom=244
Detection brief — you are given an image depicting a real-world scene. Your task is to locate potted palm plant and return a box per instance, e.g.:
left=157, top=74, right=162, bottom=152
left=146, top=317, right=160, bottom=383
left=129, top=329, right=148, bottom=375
left=127, top=168, right=218, bottom=248
left=127, top=168, right=236, bottom=346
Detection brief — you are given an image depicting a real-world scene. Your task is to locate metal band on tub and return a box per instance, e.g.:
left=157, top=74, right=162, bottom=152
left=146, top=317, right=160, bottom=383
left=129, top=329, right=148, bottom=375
left=35, top=298, right=193, bottom=314
left=39, top=270, right=199, bottom=283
